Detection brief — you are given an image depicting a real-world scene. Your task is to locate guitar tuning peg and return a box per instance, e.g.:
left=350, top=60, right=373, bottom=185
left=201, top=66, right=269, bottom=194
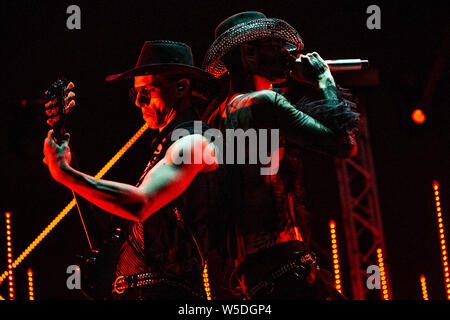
left=65, top=91, right=76, bottom=100
left=67, top=82, right=75, bottom=90
left=65, top=100, right=76, bottom=113
left=45, top=107, right=56, bottom=117
left=46, top=117, right=57, bottom=126
left=44, top=98, right=57, bottom=108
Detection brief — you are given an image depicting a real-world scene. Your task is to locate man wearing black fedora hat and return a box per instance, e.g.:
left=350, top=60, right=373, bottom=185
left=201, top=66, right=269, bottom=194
left=202, top=12, right=359, bottom=299
left=43, top=40, right=221, bottom=299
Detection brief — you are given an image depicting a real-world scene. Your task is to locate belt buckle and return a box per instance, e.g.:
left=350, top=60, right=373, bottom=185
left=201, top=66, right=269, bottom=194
left=298, top=253, right=318, bottom=285
left=113, top=275, right=128, bottom=295
left=299, top=253, right=315, bottom=264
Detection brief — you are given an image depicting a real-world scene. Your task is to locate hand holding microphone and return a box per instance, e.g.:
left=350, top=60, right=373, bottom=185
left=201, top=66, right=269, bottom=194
left=288, top=52, right=369, bottom=88
left=289, top=52, right=334, bottom=88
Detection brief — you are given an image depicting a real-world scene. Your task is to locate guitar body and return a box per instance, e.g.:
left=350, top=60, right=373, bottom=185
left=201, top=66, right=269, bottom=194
left=79, top=227, right=125, bottom=300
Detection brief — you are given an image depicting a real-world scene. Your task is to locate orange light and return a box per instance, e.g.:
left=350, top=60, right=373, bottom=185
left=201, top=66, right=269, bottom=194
left=27, top=268, right=35, bottom=300
left=420, top=274, right=429, bottom=300
left=432, top=180, right=450, bottom=299
left=5, top=212, right=15, bottom=300
left=329, top=220, right=343, bottom=294
left=202, top=262, right=212, bottom=300
left=0, top=123, right=149, bottom=285
left=411, top=108, right=426, bottom=124
left=376, top=248, right=390, bottom=300
left=94, top=123, right=149, bottom=179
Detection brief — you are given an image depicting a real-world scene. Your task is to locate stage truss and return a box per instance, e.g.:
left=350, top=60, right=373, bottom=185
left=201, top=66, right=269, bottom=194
left=335, top=92, right=392, bottom=299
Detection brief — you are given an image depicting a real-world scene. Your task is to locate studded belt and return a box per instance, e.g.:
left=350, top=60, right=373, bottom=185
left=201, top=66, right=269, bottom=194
left=112, top=271, right=205, bottom=299
left=244, top=253, right=318, bottom=299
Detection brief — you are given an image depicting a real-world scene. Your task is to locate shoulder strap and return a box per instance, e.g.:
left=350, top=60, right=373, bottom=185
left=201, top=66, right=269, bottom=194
left=135, top=120, right=209, bottom=187
left=225, top=94, right=243, bottom=130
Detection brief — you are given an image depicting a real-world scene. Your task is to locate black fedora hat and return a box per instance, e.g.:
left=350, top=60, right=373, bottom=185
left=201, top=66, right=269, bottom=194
left=106, top=40, right=215, bottom=82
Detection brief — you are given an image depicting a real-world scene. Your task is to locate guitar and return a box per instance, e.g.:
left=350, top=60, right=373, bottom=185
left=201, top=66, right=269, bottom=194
left=44, top=79, right=124, bottom=299
left=43, top=78, right=75, bottom=144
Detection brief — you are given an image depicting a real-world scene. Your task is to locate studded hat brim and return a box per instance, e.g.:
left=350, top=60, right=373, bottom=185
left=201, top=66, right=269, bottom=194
left=106, top=63, right=217, bottom=82
left=202, top=18, right=304, bottom=78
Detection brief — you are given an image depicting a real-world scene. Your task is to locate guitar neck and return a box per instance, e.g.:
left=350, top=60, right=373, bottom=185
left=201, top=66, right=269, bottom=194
left=50, top=80, right=69, bottom=144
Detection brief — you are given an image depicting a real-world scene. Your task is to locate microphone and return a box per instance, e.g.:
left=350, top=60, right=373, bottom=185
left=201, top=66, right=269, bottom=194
left=324, top=59, right=369, bottom=71
left=287, top=54, right=369, bottom=72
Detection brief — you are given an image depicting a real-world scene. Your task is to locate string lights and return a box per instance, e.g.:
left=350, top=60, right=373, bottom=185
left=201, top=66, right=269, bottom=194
left=432, top=180, right=450, bottom=299
left=419, top=274, right=429, bottom=300
left=5, top=212, right=15, bottom=300
left=202, top=262, right=212, bottom=300
left=329, top=220, right=343, bottom=294
left=27, top=268, right=35, bottom=300
left=376, top=248, right=390, bottom=300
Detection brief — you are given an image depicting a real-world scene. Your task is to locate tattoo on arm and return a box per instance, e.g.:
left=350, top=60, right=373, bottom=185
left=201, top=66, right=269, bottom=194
left=318, top=77, right=338, bottom=101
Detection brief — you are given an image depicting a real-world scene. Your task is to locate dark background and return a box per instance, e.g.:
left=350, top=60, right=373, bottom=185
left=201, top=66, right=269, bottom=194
left=0, top=0, right=448, bottom=300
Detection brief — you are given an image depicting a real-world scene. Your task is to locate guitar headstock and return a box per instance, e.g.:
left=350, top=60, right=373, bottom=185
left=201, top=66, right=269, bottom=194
left=44, top=78, right=75, bottom=144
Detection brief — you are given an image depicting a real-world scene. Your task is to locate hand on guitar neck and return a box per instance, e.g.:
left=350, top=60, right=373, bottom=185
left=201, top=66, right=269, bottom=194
left=42, top=79, right=76, bottom=180
left=44, top=79, right=76, bottom=144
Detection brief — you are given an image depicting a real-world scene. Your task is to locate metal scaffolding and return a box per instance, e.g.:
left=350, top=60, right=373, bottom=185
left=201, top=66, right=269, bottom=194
left=334, top=91, right=392, bottom=299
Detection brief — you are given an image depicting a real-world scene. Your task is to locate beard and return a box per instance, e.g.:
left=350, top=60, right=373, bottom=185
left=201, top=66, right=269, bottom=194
left=143, top=103, right=176, bottom=129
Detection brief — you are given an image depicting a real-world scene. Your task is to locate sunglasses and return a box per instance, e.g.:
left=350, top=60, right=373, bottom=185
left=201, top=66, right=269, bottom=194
left=128, top=77, right=180, bottom=105
left=128, top=87, right=149, bottom=105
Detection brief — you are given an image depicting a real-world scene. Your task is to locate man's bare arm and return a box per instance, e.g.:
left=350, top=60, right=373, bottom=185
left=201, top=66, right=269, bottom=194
left=43, top=131, right=216, bottom=221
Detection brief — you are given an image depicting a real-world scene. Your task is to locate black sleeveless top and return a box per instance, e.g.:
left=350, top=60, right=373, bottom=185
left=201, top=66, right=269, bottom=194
left=115, top=109, right=218, bottom=288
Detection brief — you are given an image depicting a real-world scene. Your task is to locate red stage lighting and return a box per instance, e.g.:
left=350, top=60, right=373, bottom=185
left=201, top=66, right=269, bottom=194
left=411, top=108, right=426, bottom=124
